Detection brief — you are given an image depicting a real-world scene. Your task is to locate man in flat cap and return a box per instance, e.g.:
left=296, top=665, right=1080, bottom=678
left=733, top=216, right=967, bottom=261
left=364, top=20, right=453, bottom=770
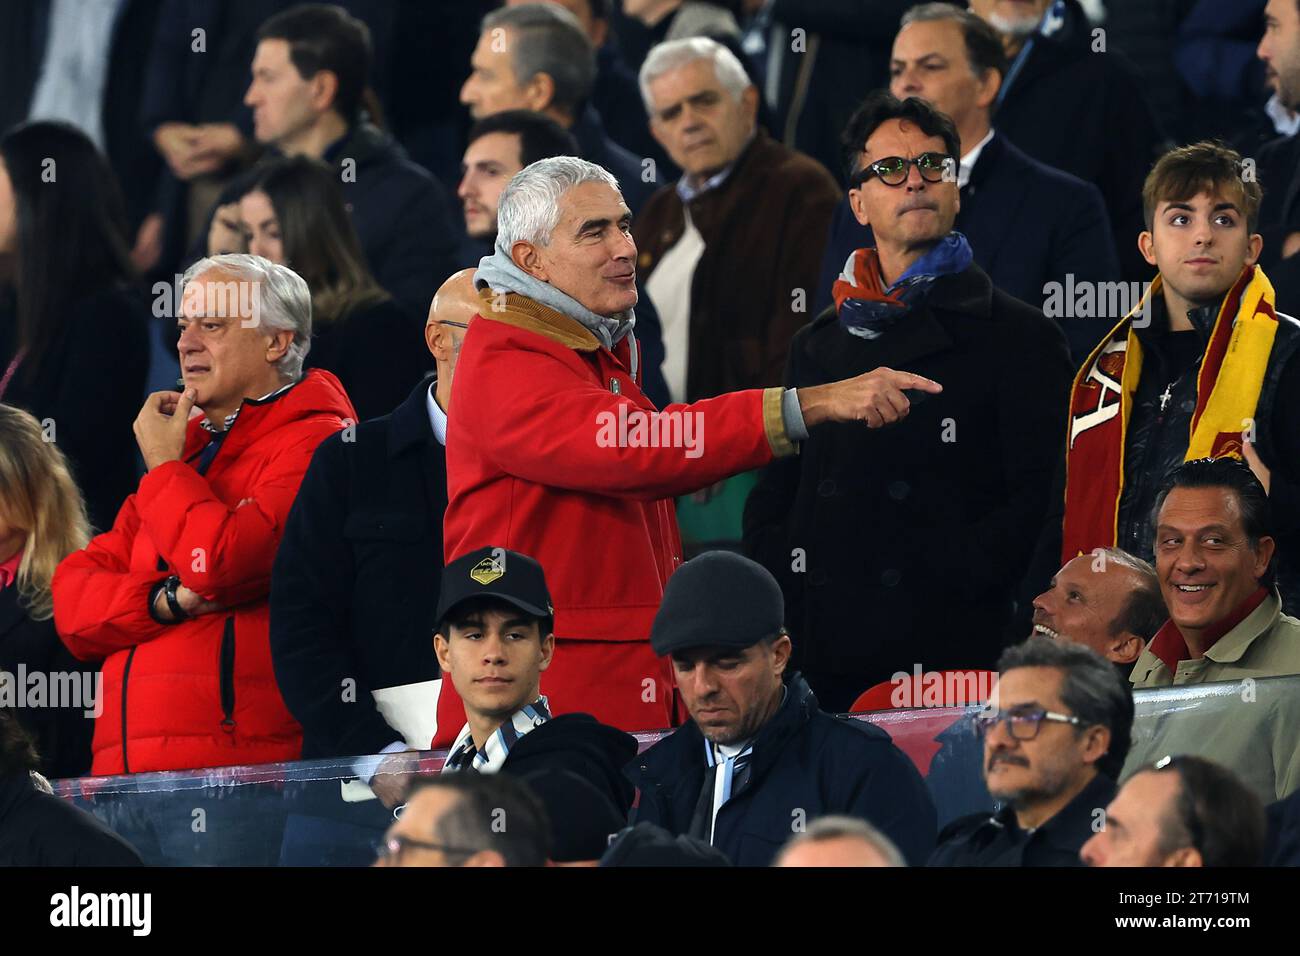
left=624, top=551, right=938, bottom=866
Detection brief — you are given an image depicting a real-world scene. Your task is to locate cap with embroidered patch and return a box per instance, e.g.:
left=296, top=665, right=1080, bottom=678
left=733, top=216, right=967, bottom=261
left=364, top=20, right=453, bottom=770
left=436, top=547, right=554, bottom=625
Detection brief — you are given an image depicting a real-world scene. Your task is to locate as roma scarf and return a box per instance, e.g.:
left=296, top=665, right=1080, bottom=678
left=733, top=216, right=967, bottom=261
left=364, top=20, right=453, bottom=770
left=1060, top=265, right=1279, bottom=562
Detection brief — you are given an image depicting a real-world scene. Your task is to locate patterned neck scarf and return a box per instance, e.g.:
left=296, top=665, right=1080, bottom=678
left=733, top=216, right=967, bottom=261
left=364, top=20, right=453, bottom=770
left=832, top=232, right=974, bottom=340
left=442, top=697, right=551, bottom=774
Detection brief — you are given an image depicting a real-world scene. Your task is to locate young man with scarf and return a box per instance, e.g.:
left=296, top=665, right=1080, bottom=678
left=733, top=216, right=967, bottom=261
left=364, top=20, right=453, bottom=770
left=744, top=92, right=1072, bottom=711
left=424, top=547, right=637, bottom=821
left=438, top=155, right=941, bottom=743
left=1042, top=141, right=1300, bottom=612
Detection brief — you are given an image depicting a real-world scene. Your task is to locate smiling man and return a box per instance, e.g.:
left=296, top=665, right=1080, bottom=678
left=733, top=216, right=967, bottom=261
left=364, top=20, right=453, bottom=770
left=439, top=154, right=942, bottom=742
left=929, top=637, right=1134, bottom=867
left=626, top=551, right=937, bottom=867
left=1051, top=141, right=1300, bottom=612
left=1031, top=548, right=1165, bottom=677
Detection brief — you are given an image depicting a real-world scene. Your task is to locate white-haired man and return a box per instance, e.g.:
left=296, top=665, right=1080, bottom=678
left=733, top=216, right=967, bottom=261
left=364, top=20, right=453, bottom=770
left=634, top=37, right=840, bottom=408
left=54, top=254, right=357, bottom=777
left=435, top=156, right=940, bottom=744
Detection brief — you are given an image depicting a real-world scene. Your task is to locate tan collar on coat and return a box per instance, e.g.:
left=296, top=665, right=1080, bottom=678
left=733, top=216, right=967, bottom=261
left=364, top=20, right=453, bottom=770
left=476, top=288, right=601, bottom=352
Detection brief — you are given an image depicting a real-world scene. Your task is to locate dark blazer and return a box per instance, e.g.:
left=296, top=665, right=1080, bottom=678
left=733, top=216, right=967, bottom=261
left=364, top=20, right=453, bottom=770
left=744, top=265, right=1073, bottom=709
left=814, top=133, right=1120, bottom=362
left=928, top=772, right=1116, bottom=867
left=304, top=297, right=432, bottom=421
left=0, top=587, right=95, bottom=779
left=0, top=770, right=142, bottom=866
left=572, top=105, right=654, bottom=216
left=269, top=377, right=445, bottom=760
left=992, top=0, right=1165, bottom=283
left=0, top=287, right=149, bottom=533
left=627, top=674, right=938, bottom=867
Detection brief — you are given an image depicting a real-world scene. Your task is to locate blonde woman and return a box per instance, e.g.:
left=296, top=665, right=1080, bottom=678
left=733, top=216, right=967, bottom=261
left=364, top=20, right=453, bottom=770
left=0, top=404, right=95, bottom=778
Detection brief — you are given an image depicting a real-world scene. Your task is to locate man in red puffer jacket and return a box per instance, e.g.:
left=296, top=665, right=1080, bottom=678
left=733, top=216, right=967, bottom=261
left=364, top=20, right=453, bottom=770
left=53, top=254, right=355, bottom=776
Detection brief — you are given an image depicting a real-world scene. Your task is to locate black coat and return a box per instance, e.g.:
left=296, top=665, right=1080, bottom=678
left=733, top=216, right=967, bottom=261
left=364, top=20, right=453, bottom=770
left=1256, top=131, right=1300, bottom=314
left=502, top=713, right=638, bottom=816
left=814, top=133, right=1120, bottom=363
left=0, top=769, right=142, bottom=866
left=269, top=378, right=445, bottom=760
left=0, top=287, right=149, bottom=533
left=928, top=772, right=1116, bottom=867
left=744, top=265, right=1073, bottom=708
left=303, top=297, right=432, bottom=421
left=322, top=122, right=461, bottom=321
left=992, top=0, right=1165, bottom=283
left=0, top=588, right=95, bottom=779
left=572, top=105, right=654, bottom=216
left=626, top=674, right=938, bottom=867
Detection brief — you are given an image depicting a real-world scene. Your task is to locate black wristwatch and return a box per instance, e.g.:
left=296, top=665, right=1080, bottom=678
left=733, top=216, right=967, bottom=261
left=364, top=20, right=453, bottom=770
left=149, top=575, right=189, bottom=624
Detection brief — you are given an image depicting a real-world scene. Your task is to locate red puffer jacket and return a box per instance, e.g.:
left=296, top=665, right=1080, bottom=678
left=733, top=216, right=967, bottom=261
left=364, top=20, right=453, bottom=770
left=53, top=370, right=355, bottom=775
left=439, top=292, right=795, bottom=739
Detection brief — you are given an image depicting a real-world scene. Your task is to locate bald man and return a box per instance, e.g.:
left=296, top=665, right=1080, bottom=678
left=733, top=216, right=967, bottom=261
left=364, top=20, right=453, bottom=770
left=269, top=274, right=473, bottom=864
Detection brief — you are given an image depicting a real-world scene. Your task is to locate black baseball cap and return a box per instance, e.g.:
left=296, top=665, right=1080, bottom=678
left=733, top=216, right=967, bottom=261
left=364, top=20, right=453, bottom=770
left=435, top=546, right=554, bottom=626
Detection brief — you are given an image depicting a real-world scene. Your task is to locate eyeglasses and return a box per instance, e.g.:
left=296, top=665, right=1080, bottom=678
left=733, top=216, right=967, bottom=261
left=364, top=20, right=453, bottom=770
left=373, top=834, right=480, bottom=864
left=851, top=152, right=955, bottom=188
left=974, top=708, right=1083, bottom=741
left=436, top=319, right=470, bottom=329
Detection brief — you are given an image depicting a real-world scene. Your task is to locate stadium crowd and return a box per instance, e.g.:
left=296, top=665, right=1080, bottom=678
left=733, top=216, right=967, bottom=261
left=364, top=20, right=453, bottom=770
left=3, top=0, right=1300, bottom=868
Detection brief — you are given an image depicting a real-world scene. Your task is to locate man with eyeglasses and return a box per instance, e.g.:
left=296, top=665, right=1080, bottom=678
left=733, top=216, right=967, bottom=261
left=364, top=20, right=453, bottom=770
left=813, top=3, right=1119, bottom=362
left=745, top=91, right=1072, bottom=713
left=928, top=636, right=1134, bottom=866
left=267, top=271, right=477, bottom=865
left=1080, top=755, right=1267, bottom=867
left=374, top=772, right=551, bottom=867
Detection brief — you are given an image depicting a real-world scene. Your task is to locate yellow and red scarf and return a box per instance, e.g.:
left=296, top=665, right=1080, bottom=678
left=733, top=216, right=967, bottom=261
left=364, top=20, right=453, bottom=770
left=1060, top=265, right=1280, bottom=562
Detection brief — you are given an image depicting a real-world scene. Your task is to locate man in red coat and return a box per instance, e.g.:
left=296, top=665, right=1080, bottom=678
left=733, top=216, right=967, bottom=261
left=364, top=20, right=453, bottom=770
left=437, top=156, right=941, bottom=743
left=53, top=253, right=355, bottom=775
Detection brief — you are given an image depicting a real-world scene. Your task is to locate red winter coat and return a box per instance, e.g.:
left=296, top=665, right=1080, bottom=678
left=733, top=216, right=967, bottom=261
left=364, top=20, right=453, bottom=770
left=438, top=292, right=795, bottom=741
left=53, top=370, right=355, bottom=775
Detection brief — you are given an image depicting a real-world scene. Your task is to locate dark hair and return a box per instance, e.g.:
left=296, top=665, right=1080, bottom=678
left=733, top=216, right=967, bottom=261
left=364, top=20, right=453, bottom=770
left=840, top=91, right=962, bottom=182
left=236, top=155, right=387, bottom=325
left=1151, top=457, right=1274, bottom=584
left=1142, top=140, right=1262, bottom=232
left=406, top=772, right=551, bottom=866
left=466, top=110, right=581, bottom=168
left=900, top=3, right=1009, bottom=82
left=0, top=708, right=40, bottom=774
left=1149, top=755, right=1266, bottom=866
left=438, top=595, right=554, bottom=643
left=481, top=5, right=596, bottom=118
left=257, top=3, right=372, bottom=123
left=997, top=636, right=1135, bottom=779
left=1097, top=549, right=1167, bottom=641
left=0, top=121, right=133, bottom=382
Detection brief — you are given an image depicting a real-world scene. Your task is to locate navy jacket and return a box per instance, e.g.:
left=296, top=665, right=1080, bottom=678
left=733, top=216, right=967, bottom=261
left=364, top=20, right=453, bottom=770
left=626, top=674, right=937, bottom=866
left=270, top=378, right=444, bottom=760
left=573, top=105, right=654, bottom=215
left=814, top=132, right=1119, bottom=362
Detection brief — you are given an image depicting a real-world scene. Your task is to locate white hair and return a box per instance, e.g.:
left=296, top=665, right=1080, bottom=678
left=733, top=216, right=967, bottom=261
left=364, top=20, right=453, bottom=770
left=181, top=253, right=313, bottom=381
left=496, top=156, right=621, bottom=248
left=777, top=815, right=907, bottom=867
left=638, top=37, right=752, bottom=113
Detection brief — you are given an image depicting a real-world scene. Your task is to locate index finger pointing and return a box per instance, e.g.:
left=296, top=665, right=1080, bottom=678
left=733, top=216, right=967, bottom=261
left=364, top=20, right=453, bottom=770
left=890, top=371, right=943, bottom=394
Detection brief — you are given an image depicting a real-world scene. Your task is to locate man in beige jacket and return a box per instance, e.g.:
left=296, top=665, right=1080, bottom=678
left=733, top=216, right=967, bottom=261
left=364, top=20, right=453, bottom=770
left=1124, top=458, right=1300, bottom=800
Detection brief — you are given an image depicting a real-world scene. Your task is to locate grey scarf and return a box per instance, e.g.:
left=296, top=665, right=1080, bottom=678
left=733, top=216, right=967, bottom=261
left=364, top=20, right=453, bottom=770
left=474, top=240, right=636, bottom=352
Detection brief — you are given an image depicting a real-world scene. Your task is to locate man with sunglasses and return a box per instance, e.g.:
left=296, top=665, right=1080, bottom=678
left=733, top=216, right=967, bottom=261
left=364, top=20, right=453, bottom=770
left=814, top=3, right=1119, bottom=362
left=267, top=271, right=477, bottom=864
left=745, top=92, right=1072, bottom=713
left=929, top=636, right=1133, bottom=866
